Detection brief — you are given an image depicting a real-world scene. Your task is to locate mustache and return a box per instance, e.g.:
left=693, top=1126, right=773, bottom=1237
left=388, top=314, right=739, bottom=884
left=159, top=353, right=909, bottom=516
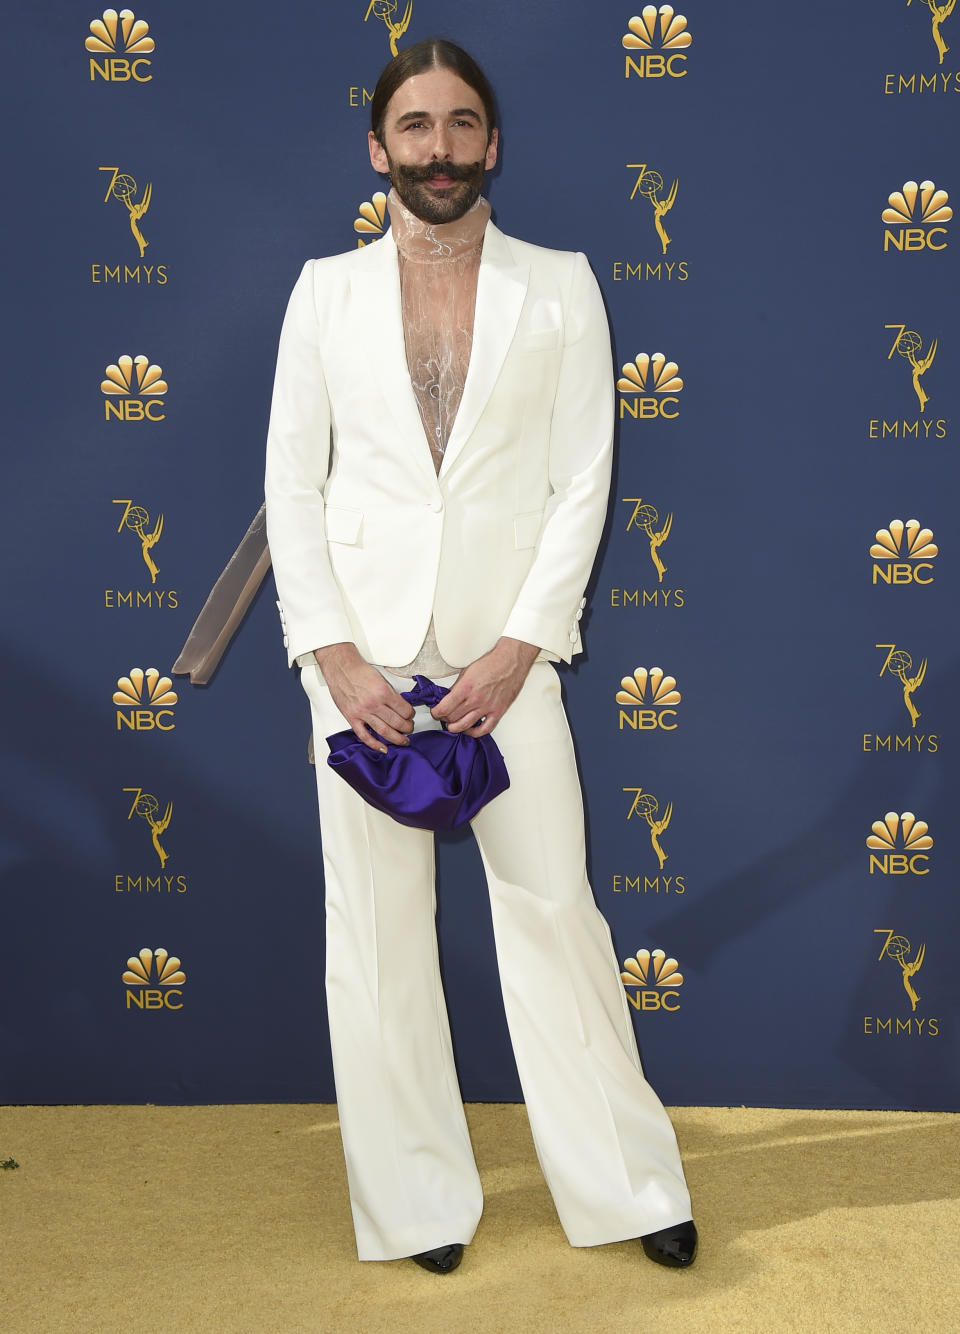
left=397, top=160, right=483, bottom=184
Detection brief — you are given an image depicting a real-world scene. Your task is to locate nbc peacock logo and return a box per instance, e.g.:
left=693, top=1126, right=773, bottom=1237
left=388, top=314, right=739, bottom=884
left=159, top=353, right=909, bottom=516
left=617, top=667, right=681, bottom=732
left=867, top=811, right=933, bottom=876
left=123, top=947, right=185, bottom=1010
left=101, top=355, right=167, bottom=421
left=617, top=353, right=683, bottom=420
left=113, top=667, right=178, bottom=732
left=622, top=6, right=691, bottom=78
left=86, top=9, right=154, bottom=82
left=883, top=179, right=952, bottom=251
left=621, top=947, right=684, bottom=1011
left=354, top=192, right=387, bottom=247
left=870, top=519, right=938, bottom=585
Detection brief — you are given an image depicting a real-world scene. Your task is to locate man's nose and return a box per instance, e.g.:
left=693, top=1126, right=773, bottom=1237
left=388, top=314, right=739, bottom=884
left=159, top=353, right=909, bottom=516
left=428, top=125, right=453, bottom=160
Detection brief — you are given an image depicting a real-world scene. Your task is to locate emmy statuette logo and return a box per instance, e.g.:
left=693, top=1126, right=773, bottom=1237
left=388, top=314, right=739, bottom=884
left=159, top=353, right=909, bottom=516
left=883, top=180, right=952, bottom=251
left=864, top=644, right=937, bottom=755
left=624, top=787, right=674, bottom=870
left=106, top=501, right=178, bottom=611
left=113, top=500, right=163, bottom=585
left=628, top=164, right=678, bottom=255
left=101, top=355, right=167, bottom=421
left=617, top=353, right=683, bottom=419
left=123, top=947, right=185, bottom=1010
left=908, top=0, right=956, bottom=64
left=350, top=3, right=413, bottom=105
left=867, top=812, right=933, bottom=875
left=868, top=325, right=948, bottom=442
left=364, top=0, right=412, bottom=56
left=887, top=325, right=938, bottom=413
left=613, top=164, right=690, bottom=284
left=610, top=499, right=684, bottom=611
left=100, top=166, right=150, bottom=256
left=864, top=930, right=939, bottom=1036
left=870, top=519, right=938, bottom=584
left=116, top=788, right=187, bottom=895
left=877, top=644, right=927, bottom=729
left=622, top=6, right=692, bottom=78
left=621, top=948, right=684, bottom=1011
left=617, top=667, right=682, bottom=731
left=625, top=499, right=672, bottom=583
left=113, top=668, right=178, bottom=731
left=354, top=193, right=387, bottom=247
left=124, top=787, right=173, bottom=867
left=92, top=167, right=166, bottom=285
left=86, top=8, right=154, bottom=82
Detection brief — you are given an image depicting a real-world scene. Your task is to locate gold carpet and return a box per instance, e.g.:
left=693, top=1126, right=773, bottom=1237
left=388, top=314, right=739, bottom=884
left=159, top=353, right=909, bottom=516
left=1, top=1104, right=957, bottom=1334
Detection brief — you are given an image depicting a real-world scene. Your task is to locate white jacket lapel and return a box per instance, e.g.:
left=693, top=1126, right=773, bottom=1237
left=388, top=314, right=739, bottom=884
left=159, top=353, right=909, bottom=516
left=349, top=230, right=438, bottom=485
left=440, top=224, right=529, bottom=476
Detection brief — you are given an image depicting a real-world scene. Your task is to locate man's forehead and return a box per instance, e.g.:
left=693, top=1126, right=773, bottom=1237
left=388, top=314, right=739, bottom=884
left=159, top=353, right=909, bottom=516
left=386, top=68, right=485, bottom=119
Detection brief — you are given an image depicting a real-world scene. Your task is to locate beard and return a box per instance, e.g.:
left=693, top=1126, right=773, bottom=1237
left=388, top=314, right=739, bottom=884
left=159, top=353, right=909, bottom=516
left=385, top=155, right=487, bottom=225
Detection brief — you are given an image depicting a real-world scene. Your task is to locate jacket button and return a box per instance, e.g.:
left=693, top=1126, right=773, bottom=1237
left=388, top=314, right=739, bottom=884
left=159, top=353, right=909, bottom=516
left=428, top=498, right=443, bottom=512
left=569, top=629, right=578, bottom=643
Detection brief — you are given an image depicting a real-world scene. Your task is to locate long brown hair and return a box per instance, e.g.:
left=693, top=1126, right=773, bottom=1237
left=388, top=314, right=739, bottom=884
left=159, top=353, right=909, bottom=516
left=370, top=38, right=497, bottom=146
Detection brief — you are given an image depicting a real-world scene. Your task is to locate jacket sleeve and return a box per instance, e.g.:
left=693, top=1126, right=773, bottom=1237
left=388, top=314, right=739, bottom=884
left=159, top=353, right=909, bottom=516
left=264, top=261, right=356, bottom=667
left=501, top=251, right=614, bottom=660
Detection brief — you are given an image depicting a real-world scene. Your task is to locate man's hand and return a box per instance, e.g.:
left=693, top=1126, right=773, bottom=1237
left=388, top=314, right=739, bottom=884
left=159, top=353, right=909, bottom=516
left=314, top=642, right=414, bottom=753
left=431, top=637, right=539, bottom=737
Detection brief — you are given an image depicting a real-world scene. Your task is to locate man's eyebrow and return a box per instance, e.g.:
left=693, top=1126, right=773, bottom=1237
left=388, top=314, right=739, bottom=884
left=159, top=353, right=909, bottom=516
left=395, top=107, right=482, bottom=124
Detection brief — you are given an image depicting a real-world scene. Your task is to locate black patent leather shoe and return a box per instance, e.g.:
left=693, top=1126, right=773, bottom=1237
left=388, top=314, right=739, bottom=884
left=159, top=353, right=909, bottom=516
left=641, top=1220, right=698, bottom=1268
left=411, top=1243, right=464, bottom=1274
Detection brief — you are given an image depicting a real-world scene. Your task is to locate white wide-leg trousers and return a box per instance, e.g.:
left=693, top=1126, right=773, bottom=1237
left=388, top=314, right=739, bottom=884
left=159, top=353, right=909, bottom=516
left=301, top=659, right=692, bottom=1261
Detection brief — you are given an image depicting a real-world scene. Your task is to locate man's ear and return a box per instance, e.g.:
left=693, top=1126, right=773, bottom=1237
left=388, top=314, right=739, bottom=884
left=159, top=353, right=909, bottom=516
left=368, top=131, right=389, bottom=174
left=484, top=127, right=499, bottom=172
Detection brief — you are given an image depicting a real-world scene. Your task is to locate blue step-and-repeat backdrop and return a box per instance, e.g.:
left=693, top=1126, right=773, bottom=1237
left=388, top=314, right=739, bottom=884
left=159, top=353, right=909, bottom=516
left=2, top=1, right=957, bottom=1110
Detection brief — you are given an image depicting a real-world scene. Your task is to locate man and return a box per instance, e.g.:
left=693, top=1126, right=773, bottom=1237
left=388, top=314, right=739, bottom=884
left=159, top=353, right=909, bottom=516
left=264, top=38, right=697, bottom=1274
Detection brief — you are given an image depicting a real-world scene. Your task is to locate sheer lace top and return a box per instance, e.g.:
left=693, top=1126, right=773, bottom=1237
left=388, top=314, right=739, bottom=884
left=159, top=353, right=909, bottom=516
left=383, top=188, right=490, bottom=676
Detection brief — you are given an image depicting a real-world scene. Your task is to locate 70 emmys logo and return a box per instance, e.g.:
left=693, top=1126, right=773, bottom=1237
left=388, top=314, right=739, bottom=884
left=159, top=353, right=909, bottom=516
left=883, top=180, right=952, bottom=251
left=864, top=929, right=938, bottom=1037
left=622, top=7, right=691, bottom=78
left=86, top=9, right=154, bottom=82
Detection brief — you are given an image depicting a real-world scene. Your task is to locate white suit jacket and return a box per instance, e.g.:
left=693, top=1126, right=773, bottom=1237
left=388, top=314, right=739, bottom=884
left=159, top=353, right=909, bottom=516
left=264, top=220, right=614, bottom=670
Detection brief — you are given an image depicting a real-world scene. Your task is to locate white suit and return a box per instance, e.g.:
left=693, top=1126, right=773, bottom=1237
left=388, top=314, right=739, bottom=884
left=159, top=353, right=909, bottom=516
left=264, top=221, right=692, bottom=1260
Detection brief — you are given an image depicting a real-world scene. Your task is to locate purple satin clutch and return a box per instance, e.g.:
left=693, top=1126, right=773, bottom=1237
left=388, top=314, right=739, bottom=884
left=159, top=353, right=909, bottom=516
left=325, top=675, right=510, bottom=830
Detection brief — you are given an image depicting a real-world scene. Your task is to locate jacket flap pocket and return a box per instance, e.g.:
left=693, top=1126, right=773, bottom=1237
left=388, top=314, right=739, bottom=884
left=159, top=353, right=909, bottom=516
left=514, top=327, right=561, bottom=353
left=325, top=505, right=363, bottom=545
left=514, top=510, right=544, bottom=549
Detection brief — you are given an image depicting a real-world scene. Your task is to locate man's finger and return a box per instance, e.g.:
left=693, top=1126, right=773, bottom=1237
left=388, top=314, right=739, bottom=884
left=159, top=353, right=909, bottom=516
left=445, top=709, right=490, bottom=735
left=353, top=721, right=389, bottom=754
left=464, top=714, right=496, bottom=737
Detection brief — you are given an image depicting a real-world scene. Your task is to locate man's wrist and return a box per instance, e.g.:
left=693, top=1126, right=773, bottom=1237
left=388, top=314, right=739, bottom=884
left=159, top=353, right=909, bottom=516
left=496, top=636, right=540, bottom=668
left=313, top=641, right=362, bottom=671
